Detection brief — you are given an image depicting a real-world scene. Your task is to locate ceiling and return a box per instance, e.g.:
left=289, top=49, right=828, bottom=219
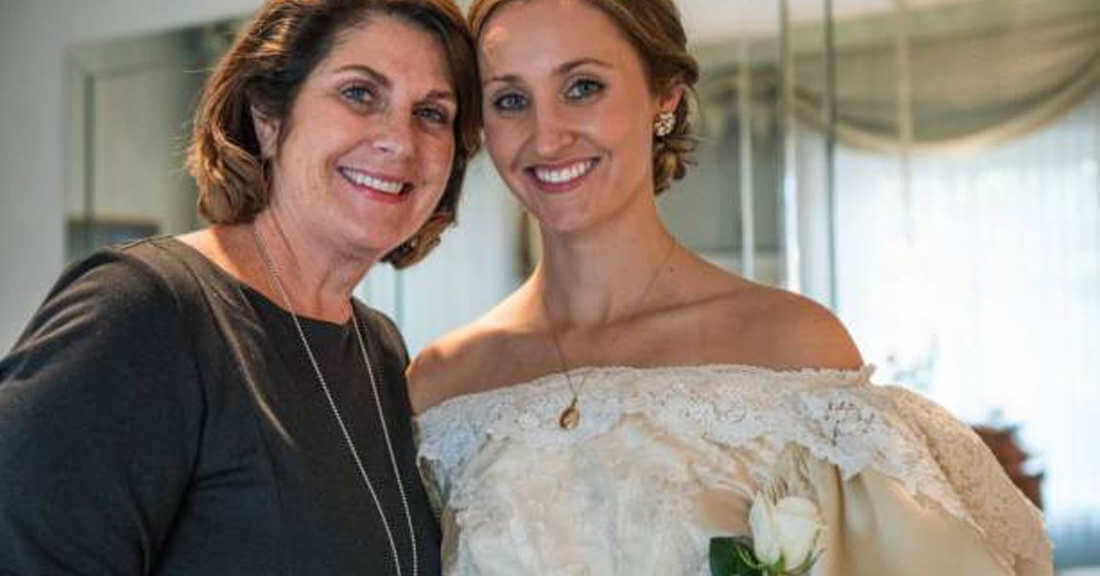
left=451, top=0, right=1071, bottom=47
left=676, top=0, right=977, bottom=43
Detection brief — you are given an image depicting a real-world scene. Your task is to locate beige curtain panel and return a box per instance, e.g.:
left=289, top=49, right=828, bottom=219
left=696, top=2, right=1100, bottom=155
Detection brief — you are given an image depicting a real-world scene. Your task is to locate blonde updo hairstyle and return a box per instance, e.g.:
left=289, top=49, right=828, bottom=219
left=187, top=0, right=480, bottom=268
left=467, top=0, right=699, bottom=195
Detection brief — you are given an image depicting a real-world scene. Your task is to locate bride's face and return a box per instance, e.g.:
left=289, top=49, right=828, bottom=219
left=478, top=0, right=665, bottom=234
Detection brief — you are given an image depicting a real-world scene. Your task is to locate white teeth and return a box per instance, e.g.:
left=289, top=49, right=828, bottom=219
left=341, top=168, right=405, bottom=194
left=533, top=159, right=595, bottom=185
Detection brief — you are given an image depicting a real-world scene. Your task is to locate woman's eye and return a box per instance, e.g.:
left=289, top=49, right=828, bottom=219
left=341, top=85, right=374, bottom=104
left=564, top=79, right=603, bottom=100
left=416, top=106, right=450, bottom=125
left=492, top=92, right=528, bottom=112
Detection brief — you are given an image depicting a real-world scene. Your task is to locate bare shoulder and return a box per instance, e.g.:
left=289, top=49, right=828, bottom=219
left=406, top=294, right=527, bottom=414
left=767, top=288, right=863, bottom=370
left=706, top=278, right=864, bottom=371
left=406, top=320, right=494, bottom=413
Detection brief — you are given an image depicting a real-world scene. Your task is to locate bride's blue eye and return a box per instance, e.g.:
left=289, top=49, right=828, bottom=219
left=493, top=92, right=528, bottom=112
left=564, top=79, right=603, bottom=100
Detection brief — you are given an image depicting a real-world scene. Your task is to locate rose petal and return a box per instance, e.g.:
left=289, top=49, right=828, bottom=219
left=750, top=492, right=783, bottom=566
left=774, top=497, right=824, bottom=566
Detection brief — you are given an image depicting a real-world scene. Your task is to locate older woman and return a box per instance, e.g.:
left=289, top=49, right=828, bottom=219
left=410, top=0, right=1052, bottom=574
left=0, top=0, right=478, bottom=574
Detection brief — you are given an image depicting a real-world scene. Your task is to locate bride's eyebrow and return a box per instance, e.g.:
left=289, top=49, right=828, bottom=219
left=484, top=72, right=522, bottom=86
left=484, top=57, right=614, bottom=86
left=554, top=57, right=612, bottom=75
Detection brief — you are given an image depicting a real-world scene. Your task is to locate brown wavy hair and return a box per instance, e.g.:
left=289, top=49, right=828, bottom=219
left=468, top=0, right=698, bottom=195
left=187, top=0, right=480, bottom=268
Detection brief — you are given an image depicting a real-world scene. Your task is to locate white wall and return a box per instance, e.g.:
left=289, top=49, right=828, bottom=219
left=373, top=156, right=523, bottom=355
left=0, top=0, right=261, bottom=350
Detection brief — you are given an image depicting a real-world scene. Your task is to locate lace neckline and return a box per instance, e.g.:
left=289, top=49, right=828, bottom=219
left=416, top=363, right=873, bottom=421
left=414, top=361, right=1051, bottom=571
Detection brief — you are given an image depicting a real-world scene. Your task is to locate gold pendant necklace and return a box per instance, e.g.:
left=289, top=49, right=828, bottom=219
left=541, top=240, right=678, bottom=431
left=558, top=393, right=581, bottom=430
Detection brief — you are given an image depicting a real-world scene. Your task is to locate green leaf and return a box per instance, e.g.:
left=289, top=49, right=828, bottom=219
left=710, top=537, right=763, bottom=576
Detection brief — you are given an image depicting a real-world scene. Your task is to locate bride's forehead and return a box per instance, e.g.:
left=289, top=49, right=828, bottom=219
left=478, top=1, right=637, bottom=71
left=479, top=0, right=625, bottom=47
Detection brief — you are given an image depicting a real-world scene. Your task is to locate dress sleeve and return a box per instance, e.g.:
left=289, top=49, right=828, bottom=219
left=772, top=383, right=1054, bottom=576
left=805, top=459, right=1044, bottom=575
left=0, top=251, right=204, bottom=574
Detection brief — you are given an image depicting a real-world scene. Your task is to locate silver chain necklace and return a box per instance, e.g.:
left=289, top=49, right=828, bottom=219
left=251, top=226, right=417, bottom=576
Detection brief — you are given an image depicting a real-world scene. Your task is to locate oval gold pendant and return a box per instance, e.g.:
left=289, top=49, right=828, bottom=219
left=559, top=401, right=580, bottom=430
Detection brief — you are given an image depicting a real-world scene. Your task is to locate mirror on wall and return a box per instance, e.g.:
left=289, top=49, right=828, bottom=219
left=65, top=19, right=242, bottom=262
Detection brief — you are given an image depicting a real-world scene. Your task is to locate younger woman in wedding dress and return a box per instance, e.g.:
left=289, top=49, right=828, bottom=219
left=409, top=0, right=1052, bottom=574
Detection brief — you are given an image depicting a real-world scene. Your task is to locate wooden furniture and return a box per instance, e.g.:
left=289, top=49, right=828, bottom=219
left=974, top=425, right=1044, bottom=510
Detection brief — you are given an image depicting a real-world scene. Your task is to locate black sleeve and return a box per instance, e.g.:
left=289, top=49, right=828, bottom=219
left=360, top=303, right=411, bottom=369
left=0, top=251, right=204, bottom=575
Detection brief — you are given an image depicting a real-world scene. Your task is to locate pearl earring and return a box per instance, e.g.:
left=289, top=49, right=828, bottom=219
left=654, top=111, right=676, bottom=138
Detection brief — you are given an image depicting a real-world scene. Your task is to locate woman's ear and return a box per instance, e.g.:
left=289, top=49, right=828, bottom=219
left=250, top=104, right=280, bottom=159
left=656, top=81, right=686, bottom=116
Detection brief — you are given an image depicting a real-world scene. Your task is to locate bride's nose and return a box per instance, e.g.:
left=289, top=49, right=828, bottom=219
left=531, top=101, right=576, bottom=157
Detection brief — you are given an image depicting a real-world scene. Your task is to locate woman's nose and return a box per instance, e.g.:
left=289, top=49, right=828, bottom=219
left=531, top=101, right=575, bottom=157
left=371, top=111, right=415, bottom=158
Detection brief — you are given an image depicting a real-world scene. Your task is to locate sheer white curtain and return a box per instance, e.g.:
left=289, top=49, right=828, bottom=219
left=830, top=87, right=1099, bottom=543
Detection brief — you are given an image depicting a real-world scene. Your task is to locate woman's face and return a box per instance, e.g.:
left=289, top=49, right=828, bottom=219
left=479, top=0, right=669, bottom=234
left=256, top=13, right=456, bottom=259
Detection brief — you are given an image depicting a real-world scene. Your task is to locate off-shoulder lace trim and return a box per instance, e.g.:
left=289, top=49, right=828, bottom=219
left=415, top=364, right=1051, bottom=571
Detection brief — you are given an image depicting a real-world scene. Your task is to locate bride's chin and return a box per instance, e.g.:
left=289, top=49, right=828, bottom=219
left=531, top=214, right=589, bottom=237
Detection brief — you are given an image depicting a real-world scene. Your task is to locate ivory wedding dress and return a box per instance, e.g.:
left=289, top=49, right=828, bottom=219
left=416, top=365, right=1052, bottom=575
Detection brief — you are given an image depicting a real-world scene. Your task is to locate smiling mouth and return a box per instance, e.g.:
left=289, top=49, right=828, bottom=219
left=338, top=167, right=412, bottom=197
left=527, top=158, right=599, bottom=191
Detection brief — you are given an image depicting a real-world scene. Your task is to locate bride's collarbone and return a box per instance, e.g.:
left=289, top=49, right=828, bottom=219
left=449, top=317, right=761, bottom=399
left=419, top=285, right=815, bottom=408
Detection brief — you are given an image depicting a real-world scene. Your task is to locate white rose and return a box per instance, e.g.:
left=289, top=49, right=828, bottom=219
left=749, top=492, right=823, bottom=572
left=750, top=492, right=784, bottom=565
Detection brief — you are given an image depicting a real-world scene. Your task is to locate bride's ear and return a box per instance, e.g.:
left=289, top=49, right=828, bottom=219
left=655, top=80, right=687, bottom=117
left=250, top=104, right=280, bottom=159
